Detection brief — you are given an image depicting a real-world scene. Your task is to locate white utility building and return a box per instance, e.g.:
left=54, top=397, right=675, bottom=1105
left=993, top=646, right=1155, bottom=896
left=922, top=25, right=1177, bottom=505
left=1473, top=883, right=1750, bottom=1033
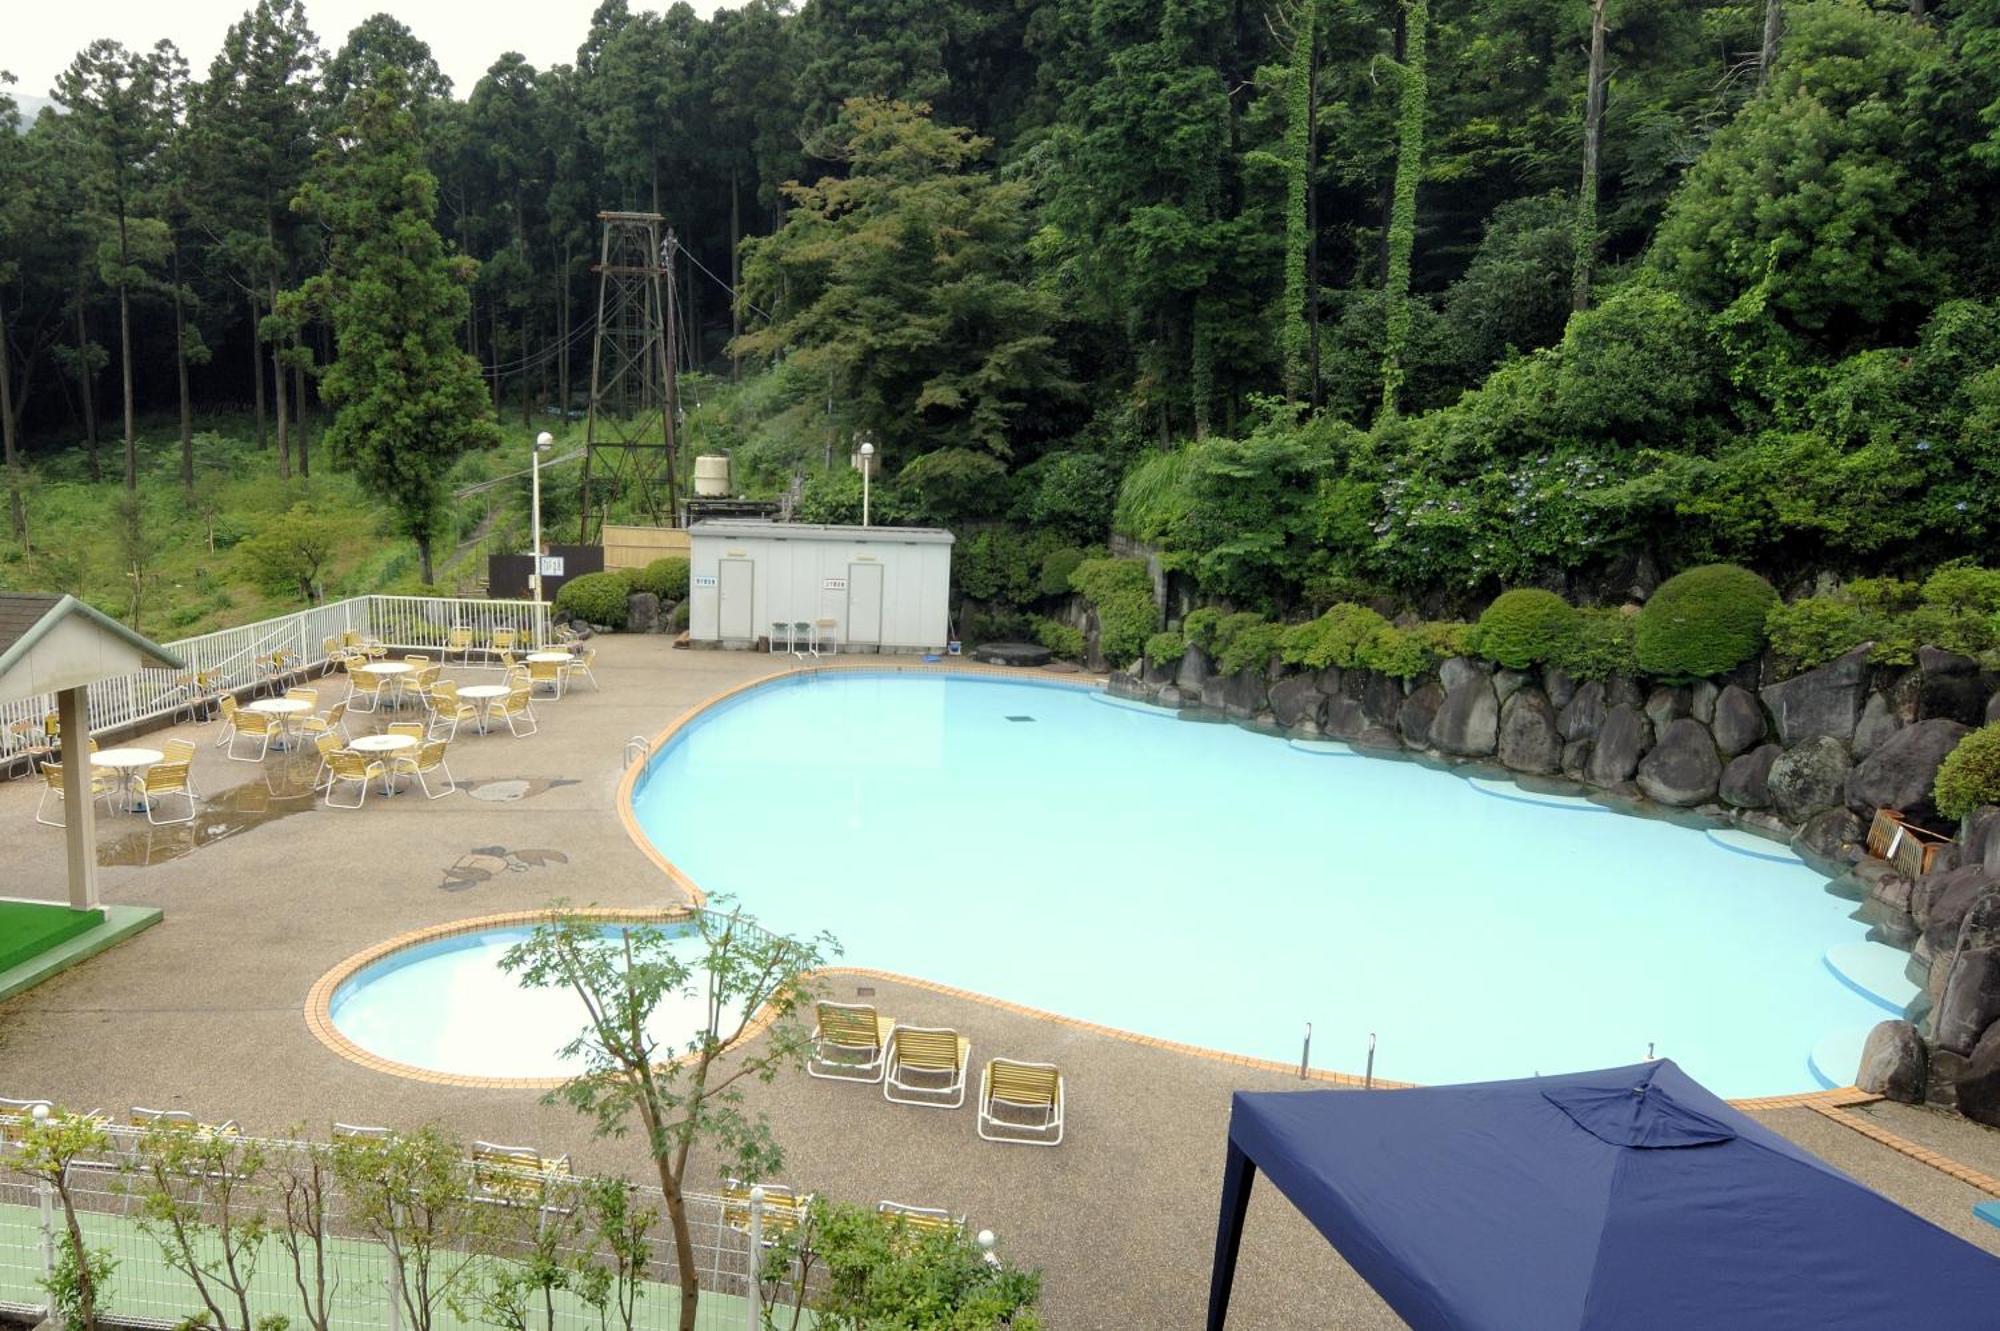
left=686, top=520, right=954, bottom=653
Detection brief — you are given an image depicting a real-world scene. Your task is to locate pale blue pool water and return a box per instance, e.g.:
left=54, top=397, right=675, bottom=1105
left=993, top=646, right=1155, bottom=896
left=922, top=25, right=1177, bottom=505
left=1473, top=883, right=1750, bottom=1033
left=626, top=672, right=1891, bottom=1098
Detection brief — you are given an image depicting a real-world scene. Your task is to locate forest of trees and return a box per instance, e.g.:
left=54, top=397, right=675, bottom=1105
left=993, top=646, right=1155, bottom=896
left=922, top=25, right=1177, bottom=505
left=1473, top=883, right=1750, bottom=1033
left=1, top=0, right=1998, bottom=629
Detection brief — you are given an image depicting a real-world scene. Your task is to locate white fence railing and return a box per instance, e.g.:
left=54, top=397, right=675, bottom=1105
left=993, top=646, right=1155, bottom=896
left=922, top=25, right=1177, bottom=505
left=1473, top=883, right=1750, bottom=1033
left=0, top=595, right=549, bottom=758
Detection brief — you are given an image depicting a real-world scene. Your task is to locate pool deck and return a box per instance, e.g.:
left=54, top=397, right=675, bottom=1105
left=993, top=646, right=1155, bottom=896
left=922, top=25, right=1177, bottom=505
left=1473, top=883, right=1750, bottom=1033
left=3, top=636, right=2000, bottom=1329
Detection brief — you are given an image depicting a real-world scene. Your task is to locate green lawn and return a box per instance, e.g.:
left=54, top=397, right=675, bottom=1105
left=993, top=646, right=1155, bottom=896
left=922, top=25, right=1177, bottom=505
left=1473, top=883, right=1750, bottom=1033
left=0, top=901, right=102, bottom=975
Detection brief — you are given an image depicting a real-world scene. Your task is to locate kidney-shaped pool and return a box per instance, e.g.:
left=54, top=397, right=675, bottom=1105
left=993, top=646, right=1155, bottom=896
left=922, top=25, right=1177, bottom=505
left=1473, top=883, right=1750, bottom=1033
left=629, top=671, right=1900, bottom=1097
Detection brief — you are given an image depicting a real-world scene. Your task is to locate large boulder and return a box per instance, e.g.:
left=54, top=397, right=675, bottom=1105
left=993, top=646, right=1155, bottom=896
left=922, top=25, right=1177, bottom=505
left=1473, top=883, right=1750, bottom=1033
left=1844, top=718, right=1970, bottom=823
left=1497, top=688, right=1561, bottom=774
left=1324, top=697, right=1368, bottom=740
left=1268, top=674, right=1323, bottom=730
left=1766, top=736, right=1852, bottom=824
left=1690, top=680, right=1720, bottom=725
left=1913, top=866, right=1996, bottom=942
left=1176, top=645, right=1211, bottom=696
left=1643, top=686, right=1692, bottom=731
left=1364, top=672, right=1405, bottom=729
left=1933, top=948, right=2000, bottom=1055
left=1919, top=646, right=1989, bottom=725
left=1710, top=684, right=1767, bottom=757
left=1760, top=645, right=1871, bottom=746
left=1557, top=679, right=1607, bottom=743
left=1398, top=682, right=1444, bottom=749
left=1719, top=744, right=1782, bottom=809
left=1583, top=704, right=1652, bottom=788
left=1438, top=656, right=1489, bottom=694
left=1220, top=667, right=1268, bottom=719
left=1543, top=666, right=1577, bottom=711
left=1956, top=1023, right=2000, bottom=1127
left=1636, top=718, right=1723, bottom=807
left=1430, top=678, right=1500, bottom=757
left=1854, top=1020, right=1927, bottom=1103
left=1852, top=692, right=1903, bottom=759
left=625, top=591, right=662, bottom=634
left=1794, top=807, right=1862, bottom=863
left=1493, top=669, right=1531, bottom=705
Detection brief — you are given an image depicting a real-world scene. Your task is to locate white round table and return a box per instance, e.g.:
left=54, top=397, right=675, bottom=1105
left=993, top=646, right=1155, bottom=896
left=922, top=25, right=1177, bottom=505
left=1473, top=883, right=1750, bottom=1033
left=348, top=733, right=418, bottom=794
left=91, top=747, right=164, bottom=812
left=526, top=652, right=571, bottom=663
left=358, top=661, right=417, bottom=710
left=246, top=697, right=313, bottom=750
left=458, top=684, right=511, bottom=734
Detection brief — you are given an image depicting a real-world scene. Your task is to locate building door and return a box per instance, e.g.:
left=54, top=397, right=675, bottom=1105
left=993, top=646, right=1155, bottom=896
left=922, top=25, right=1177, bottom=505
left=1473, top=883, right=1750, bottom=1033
left=718, top=559, right=755, bottom=641
left=846, top=563, right=884, bottom=648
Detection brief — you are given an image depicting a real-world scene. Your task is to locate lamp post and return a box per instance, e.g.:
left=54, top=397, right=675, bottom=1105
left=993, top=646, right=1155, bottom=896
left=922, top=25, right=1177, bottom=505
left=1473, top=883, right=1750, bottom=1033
left=858, top=438, right=875, bottom=528
left=531, top=431, right=553, bottom=603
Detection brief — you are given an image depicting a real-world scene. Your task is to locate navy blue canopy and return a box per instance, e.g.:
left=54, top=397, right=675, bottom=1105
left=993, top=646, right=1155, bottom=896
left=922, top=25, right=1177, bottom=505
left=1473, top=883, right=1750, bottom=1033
left=1207, top=1060, right=2000, bottom=1330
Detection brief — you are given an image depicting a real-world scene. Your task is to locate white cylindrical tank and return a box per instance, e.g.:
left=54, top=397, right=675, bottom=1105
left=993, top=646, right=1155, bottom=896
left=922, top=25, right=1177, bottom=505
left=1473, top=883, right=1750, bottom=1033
left=693, top=455, right=731, bottom=497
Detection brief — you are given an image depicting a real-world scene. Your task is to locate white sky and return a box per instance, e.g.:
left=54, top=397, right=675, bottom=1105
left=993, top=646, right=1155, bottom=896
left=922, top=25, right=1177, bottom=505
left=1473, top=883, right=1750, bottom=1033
left=9, top=2, right=728, bottom=101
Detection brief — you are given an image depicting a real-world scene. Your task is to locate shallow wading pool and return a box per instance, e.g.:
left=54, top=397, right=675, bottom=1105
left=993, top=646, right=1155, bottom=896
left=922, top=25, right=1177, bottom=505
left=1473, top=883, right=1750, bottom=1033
left=622, top=671, right=1898, bottom=1099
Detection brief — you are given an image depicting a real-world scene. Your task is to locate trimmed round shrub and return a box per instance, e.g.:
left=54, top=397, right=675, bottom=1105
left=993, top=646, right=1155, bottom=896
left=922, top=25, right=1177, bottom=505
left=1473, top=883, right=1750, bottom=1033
left=1144, top=629, right=1185, bottom=666
left=1278, top=603, right=1391, bottom=670
left=1634, top=564, right=1778, bottom=678
left=1471, top=589, right=1577, bottom=669
left=630, top=556, right=690, bottom=602
left=1935, top=724, right=2000, bottom=822
left=1550, top=606, right=1637, bottom=679
left=555, top=570, right=633, bottom=629
left=1033, top=617, right=1086, bottom=661
left=1038, top=546, right=1090, bottom=599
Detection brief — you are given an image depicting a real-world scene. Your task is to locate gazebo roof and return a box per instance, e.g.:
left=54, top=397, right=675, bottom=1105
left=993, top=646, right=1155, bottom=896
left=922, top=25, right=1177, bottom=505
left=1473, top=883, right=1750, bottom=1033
left=0, top=593, right=184, bottom=705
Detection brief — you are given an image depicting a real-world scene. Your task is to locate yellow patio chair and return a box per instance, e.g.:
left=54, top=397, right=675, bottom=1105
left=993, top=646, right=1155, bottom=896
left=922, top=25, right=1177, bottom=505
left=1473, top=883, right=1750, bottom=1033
left=311, top=732, right=344, bottom=792
left=443, top=626, right=475, bottom=665
left=136, top=760, right=197, bottom=826
left=471, top=1141, right=571, bottom=1202
left=426, top=682, right=479, bottom=741
left=131, top=1106, right=240, bottom=1137
left=34, top=761, right=115, bottom=828
left=977, top=1059, right=1065, bottom=1146
left=285, top=687, right=318, bottom=708
left=227, top=709, right=280, bottom=762
left=298, top=700, right=349, bottom=745
left=161, top=737, right=198, bottom=769
left=323, top=750, right=387, bottom=808
left=393, top=740, right=456, bottom=799
left=723, top=1180, right=813, bottom=1238
left=808, top=1002, right=895, bottom=1083
left=386, top=721, right=427, bottom=740
left=493, top=686, right=538, bottom=737
left=331, top=1122, right=391, bottom=1141
left=563, top=645, right=600, bottom=692
left=213, top=695, right=240, bottom=748
left=528, top=658, right=564, bottom=698
left=321, top=635, right=344, bottom=675
left=877, top=1200, right=965, bottom=1239
left=491, top=627, right=519, bottom=655
left=883, top=1026, right=971, bottom=1108
left=497, top=648, right=518, bottom=674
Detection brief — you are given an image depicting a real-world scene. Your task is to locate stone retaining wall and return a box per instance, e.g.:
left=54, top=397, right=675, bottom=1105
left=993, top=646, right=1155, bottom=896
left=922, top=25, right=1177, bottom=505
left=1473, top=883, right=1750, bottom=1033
left=1110, top=639, right=2000, bottom=1125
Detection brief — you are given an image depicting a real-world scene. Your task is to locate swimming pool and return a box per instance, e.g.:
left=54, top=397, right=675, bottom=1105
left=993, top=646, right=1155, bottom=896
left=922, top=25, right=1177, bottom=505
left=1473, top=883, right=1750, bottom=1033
left=327, top=922, right=743, bottom=1080
left=629, top=671, right=1893, bottom=1098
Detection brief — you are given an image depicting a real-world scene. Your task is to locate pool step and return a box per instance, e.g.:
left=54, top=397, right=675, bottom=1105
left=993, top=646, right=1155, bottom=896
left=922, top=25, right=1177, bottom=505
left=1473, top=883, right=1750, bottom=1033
left=1824, top=941, right=1922, bottom=1015
left=1808, top=1025, right=1878, bottom=1091
left=1704, top=827, right=1802, bottom=865
left=1464, top=776, right=1604, bottom=812
left=1287, top=738, right=1358, bottom=756
left=1088, top=693, right=1174, bottom=718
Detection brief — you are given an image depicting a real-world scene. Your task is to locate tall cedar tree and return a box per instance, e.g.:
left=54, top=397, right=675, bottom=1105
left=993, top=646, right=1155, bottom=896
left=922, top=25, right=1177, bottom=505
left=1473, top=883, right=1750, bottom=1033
left=287, top=72, right=501, bottom=584
left=1378, top=0, right=1428, bottom=420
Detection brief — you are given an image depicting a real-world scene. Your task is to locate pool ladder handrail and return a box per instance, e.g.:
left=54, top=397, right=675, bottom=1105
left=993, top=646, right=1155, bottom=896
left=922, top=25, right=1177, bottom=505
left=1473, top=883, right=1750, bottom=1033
left=623, top=735, right=651, bottom=769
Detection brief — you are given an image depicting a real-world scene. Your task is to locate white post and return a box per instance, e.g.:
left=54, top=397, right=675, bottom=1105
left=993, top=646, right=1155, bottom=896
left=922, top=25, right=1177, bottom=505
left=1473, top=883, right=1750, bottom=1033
left=746, top=1185, right=765, bottom=1331
left=385, top=1243, right=404, bottom=1331
left=859, top=440, right=874, bottom=528
left=533, top=431, right=553, bottom=606
left=976, top=1229, right=1000, bottom=1269
left=57, top=685, right=98, bottom=911
left=34, top=1106, right=57, bottom=1328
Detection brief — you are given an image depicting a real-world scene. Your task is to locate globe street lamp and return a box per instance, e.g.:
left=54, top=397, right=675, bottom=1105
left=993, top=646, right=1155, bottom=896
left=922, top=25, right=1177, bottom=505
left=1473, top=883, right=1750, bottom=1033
left=532, top=431, right=554, bottom=603
left=858, top=438, right=875, bottom=528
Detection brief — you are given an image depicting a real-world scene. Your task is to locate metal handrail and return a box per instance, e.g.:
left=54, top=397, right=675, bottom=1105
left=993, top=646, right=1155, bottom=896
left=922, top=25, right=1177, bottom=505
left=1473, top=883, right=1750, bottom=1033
left=624, top=735, right=651, bottom=768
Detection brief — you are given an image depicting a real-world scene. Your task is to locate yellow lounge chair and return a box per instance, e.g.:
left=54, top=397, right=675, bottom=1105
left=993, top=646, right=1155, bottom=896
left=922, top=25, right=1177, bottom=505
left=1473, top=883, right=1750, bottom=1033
left=977, top=1059, right=1065, bottom=1146
left=877, top=1200, right=965, bottom=1239
left=723, top=1179, right=813, bottom=1237
left=808, top=1002, right=895, bottom=1083
left=883, top=1026, right=971, bottom=1108
left=471, top=1141, right=571, bottom=1202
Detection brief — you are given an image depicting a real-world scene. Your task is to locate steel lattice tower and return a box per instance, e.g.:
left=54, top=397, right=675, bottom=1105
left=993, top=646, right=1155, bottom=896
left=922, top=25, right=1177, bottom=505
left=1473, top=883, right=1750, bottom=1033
left=578, top=211, right=681, bottom=539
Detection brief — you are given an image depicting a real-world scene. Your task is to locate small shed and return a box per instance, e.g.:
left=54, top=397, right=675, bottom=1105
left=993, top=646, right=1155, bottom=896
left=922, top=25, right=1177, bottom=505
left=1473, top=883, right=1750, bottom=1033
left=687, top=520, right=954, bottom=653
left=0, top=593, right=184, bottom=910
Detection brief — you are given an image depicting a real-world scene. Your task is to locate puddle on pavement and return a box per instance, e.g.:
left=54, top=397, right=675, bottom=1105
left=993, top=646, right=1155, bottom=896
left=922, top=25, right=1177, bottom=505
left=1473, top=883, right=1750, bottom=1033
left=97, top=754, right=321, bottom=867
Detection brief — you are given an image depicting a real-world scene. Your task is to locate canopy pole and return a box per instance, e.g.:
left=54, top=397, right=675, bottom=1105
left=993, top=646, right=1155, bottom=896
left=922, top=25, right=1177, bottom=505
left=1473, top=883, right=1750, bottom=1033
left=1206, top=1139, right=1257, bottom=1331
left=57, top=684, right=99, bottom=911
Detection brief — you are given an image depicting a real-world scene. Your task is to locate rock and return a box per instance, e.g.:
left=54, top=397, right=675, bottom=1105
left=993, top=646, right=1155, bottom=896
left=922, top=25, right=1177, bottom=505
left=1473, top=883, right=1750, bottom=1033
left=1918, top=646, right=1988, bottom=725
left=1912, top=865, right=1995, bottom=939
left=1544, top=666, right=1577, bottom=711
left=1157, top=685, right=1183, bottom=709
left=1561, top=739, right=1592, bottom=781
left=1143, top=651, right=1177, bottom=686
left=1438, top=656, right=1489, bottom=694
left=1794, top=807, right=1862, bottom=863
left=1493, top=669, right=1531, bottom=705
left=1643, top=686, right=1692, bottom=731
left=1988, top=691, right=2000, bottom=725
left=1760, top=645, right=1872, bottom=746
left=1844, top=718, right=1970, bottom=823
left=1719, top=744, right=1782, bottom=809
left=1497, top=688, right=1562, bottom=775
left=1927, top=1048, right=1971, bottom=1111
left=625, top=591, right=661, bottom=634
left=1955, top=1022, right=2000, bottom=1127
left=1558, top=680, right=1607, bottom=743
left=1605, top=672, right=1644, bottom=709
left=1220, top=667, right=1267, bottom=718
left=1354, top=725, right=1402, bottom=751
left=1852, top=692, right=1903, bottom=759
left=972, top=641, right=1053, bottom=667
left=1430, top=678, right=1500, bottom=757
left=1324, top=698, right=1367, bottom=740
left=1583, top=704, right=1652, bottom=788
left=1364, top=673, right=1405, bottom=729
left=1766, top=736, right=1852, bottom=824
left=1934, top=949, right=2000, bottom=1055
left=1690, top=681, right=1720, bottom=725
left=1854, top=1021, right=1927, bottom=1102
left=1314, top=666, right=1343, bottom=696
left=1971, top=806, right=2000, bottom=876
left=1176, top=645, right=1211, bottom=696
left=1268, top=674, right=1323, bottom=730
left=1636, top=718, right=1723, bottom=807
left=1398, top=683, right=1444, bottom=749
left=1710, top=685, right=1767, bottom=757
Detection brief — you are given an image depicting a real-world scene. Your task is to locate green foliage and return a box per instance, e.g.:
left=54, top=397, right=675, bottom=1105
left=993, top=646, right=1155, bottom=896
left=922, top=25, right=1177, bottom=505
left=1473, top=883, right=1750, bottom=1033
left=1551, top=607, right=1637, bottom=679
left=1379, top=0, right=1429, bottom=418
left=1470, top=589, right=1577, bottom=669
left=1068, top=557, right=1157, bottom=668
left=1209, top=612, right=1283, bottom=674
left=897, top=448, right=1012, bottom=525
left=1145, top=629, right=1185, bottom=666
left=1182, top=607, right=1225, bottom=651
left=1037, top=546, right=1090, bottom=599
left=554, top=571, right=633, bottom=629
left=1765, top=596, right=1874, bottom=673
left=1280, top=603, right=1392, bottom=670
left=804, top=1200, right=1042, bottom=1330
left=1012, top=452, right=1123, bottom=545
left=1936, top=724, right=2000, bottom=822
left=953, top=526, right=1069, bottom=606
left=1764, top=566, right=2000, bottom=671
left=1634, top=564, right=1778, bottom=679
left=1033, top=617, right=1086, bottom=660
left=237, top=504, right=350, bottom=601
left=629, top=557, right=690, bottom=602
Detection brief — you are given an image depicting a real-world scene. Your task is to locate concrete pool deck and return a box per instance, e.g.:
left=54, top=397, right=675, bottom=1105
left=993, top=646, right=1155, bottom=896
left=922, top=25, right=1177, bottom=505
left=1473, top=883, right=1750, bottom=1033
left=0, top=636, right=1997, bottom=1328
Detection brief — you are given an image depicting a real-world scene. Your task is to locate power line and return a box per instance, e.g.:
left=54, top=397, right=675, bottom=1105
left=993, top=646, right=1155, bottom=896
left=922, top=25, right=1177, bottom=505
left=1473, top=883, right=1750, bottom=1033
left=682, top=246, right=775, bottom=324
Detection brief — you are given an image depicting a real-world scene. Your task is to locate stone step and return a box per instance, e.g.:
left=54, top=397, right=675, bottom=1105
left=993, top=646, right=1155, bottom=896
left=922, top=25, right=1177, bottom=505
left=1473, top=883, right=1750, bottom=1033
left=1704, top=827, right=1802, bottom=864
left=1464, top=776, right=1604, bottom=812
left=1824, top=941, right=1922, bottom=1015
left=1808, top=1025, right=1877, bottom=1091
left=1286, top=738, right=1357, bottom=757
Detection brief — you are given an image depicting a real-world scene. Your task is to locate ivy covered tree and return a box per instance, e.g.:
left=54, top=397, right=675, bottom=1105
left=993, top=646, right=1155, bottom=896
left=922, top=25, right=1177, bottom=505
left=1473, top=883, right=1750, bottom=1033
left=286, top=71, right=501, bottom=584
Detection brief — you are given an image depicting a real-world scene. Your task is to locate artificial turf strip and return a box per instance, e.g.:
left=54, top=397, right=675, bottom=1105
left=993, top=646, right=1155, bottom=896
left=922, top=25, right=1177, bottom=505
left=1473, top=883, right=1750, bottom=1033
left=0, top=901, right=102, bottom=975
